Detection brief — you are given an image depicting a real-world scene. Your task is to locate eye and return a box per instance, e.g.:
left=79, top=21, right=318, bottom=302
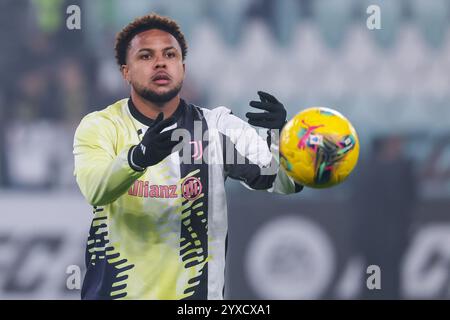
left=166, top=51, right=176, bottom=58
left=141, top=54, right=151, bottom=60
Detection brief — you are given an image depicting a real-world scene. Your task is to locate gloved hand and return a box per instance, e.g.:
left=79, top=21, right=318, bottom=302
left=246, top=91, right=287, bottom=130
left=129, top=112, right=183, bottom=171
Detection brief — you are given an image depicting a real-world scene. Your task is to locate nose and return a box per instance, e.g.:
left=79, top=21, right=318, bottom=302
left=154, top=55, right=166, bottom=69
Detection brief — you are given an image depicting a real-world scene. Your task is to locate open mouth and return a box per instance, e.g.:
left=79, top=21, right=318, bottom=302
left=152, top=73, right=171, bottom=85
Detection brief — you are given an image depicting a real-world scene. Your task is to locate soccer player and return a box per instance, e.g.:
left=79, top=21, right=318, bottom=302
left=73, top=13, right=302, bottom=300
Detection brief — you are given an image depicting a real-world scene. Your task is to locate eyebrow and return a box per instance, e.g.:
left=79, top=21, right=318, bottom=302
left=137, top=46, right=177, bottom=54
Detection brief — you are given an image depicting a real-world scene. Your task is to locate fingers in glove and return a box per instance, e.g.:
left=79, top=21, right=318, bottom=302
left=248, top=119, right=275, bottom=128
left=149, top=112, right=164, bottom=128
left=257, top=91, right=280, bottom=104
left=157, top=140, right=185, bottom=155
left=245, top=112, right=275, bottom=121
left=152, top=116, right=177, bottom=134
left=157, top=128, right=184, bottom=142
left=249, top=101, right=278, bottom=112
left=156, top=141, right=182, bottom=154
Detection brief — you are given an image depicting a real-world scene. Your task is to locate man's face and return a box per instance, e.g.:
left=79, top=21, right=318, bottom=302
left=122, top=29, right=185, bottom=104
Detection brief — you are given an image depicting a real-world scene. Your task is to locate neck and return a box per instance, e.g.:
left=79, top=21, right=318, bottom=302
left=130, top=90, right=180, bottom=119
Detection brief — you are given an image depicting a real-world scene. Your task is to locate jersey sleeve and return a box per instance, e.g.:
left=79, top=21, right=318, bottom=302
left=266, top=128, right=304, bottom=194
left=73, top=113, right=145, bottom=206
left=214, top=107, right=302, bottom=195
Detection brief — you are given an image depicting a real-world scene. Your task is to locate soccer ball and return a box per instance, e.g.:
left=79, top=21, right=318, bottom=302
left=280, top=107, right=359, bottom=188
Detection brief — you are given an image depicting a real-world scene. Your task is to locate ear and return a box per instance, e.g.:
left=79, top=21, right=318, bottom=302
left=121, top=65, right=130, bottom=83
left=182, top=63, right=186, bottom=76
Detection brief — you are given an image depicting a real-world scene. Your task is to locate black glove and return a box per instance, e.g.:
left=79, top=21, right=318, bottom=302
left=128, top=112, right=183, bottom=171
left=246, top=91, right=287, bottom=130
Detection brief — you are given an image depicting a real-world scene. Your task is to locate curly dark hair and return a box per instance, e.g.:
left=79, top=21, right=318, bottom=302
left=115, top=13, right=188, bottom=67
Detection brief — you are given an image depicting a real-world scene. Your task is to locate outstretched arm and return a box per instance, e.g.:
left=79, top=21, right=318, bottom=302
left=216, top=91, right=302, bottom=194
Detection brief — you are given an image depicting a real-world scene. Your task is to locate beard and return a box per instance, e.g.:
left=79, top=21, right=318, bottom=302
left=132, top=80, right=183, bottom=105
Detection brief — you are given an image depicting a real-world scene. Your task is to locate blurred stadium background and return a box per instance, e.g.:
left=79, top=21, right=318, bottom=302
left=1, top=0, right=450, bottom=299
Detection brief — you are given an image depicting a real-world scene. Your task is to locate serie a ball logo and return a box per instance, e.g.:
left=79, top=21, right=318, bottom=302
left=280, top=107, right=359, bottom=188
